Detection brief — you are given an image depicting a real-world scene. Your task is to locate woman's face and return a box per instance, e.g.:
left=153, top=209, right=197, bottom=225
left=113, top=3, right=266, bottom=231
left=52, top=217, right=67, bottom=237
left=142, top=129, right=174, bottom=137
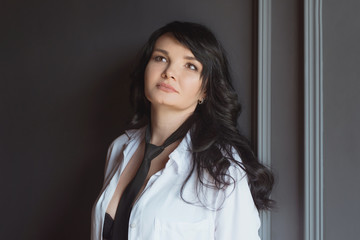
left=144, top=33, right=205, bottom=114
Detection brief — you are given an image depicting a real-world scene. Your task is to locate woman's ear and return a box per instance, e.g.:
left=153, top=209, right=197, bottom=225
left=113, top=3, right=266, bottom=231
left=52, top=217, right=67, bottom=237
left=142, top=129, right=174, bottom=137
left=201, top=90, right=207, bottom=101
left=198, top=91, right=206, bottom=104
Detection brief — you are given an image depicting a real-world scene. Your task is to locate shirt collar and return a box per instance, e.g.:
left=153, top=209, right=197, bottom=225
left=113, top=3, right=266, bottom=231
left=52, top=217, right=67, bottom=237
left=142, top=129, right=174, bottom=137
left=168, top=131, right=193, bottom=174
left=125, top=126, right=193, bottom=175
left=123, top=127, right=146, bottom=157
left=124, top=126, right=146, bottom=140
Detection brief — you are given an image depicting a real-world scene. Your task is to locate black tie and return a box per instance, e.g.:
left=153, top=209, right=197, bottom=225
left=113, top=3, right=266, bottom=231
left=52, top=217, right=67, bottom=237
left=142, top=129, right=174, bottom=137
left=111, top=124, right=186, bottom=239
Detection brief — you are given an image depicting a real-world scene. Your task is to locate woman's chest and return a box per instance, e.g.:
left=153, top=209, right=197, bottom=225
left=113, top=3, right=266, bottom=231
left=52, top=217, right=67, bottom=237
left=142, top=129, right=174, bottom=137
left=127, top=170, right=217, bottom=240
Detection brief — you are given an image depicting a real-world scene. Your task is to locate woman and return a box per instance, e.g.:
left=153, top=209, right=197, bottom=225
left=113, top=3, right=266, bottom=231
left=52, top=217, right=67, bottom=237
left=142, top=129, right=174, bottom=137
left=92, top=21, right=274, bottom=240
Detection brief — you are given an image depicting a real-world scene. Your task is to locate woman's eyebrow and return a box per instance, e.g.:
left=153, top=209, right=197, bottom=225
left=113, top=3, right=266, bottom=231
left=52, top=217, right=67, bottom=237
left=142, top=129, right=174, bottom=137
left=154, top=48, right=198, bottom=61
left=184, top=56, right=197, bottom=60
left=153, top=48, right=168, bottom=55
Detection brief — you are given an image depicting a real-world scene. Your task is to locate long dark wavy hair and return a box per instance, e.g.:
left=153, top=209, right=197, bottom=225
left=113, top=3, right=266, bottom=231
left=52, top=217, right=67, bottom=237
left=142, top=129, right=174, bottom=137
left=129, top=21, right=274, bottom=210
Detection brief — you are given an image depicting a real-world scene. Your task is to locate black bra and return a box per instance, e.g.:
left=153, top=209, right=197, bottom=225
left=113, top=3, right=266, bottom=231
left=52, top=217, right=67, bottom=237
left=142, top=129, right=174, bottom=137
left=103, top=213, right=114, bottom=239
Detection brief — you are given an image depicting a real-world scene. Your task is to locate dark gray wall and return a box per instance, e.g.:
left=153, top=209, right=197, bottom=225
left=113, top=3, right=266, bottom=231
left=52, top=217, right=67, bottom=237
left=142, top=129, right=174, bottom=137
left=271, top=0, right=303, bottom=239
left=323, top=0, right=360, bottom=239
left=0, top=0, right=254, bottom=239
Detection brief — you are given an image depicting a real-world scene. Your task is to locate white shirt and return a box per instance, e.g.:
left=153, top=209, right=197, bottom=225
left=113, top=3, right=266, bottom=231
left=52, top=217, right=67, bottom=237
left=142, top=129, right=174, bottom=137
left=91, top=127, right=261, bottom=240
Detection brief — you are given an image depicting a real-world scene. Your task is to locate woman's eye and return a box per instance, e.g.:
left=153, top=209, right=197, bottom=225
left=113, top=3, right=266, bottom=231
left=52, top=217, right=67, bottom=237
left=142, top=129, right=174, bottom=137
left=154, top=56, right=167, bottom=62
left=185, top=63, right=198, bottom=71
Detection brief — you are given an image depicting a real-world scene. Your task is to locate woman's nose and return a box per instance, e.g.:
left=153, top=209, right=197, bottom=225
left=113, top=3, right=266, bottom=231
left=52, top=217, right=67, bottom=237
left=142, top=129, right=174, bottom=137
left=161, top=65, right=176, bottom=80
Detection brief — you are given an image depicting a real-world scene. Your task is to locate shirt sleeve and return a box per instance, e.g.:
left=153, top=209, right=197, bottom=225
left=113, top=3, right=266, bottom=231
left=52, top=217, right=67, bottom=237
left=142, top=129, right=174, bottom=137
left=214, top=165, right=261, bottom=240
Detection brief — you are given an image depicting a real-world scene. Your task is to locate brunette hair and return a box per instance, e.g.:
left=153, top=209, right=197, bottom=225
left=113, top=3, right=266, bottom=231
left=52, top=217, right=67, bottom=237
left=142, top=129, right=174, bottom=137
left=129, top=21, right=274, bottom=210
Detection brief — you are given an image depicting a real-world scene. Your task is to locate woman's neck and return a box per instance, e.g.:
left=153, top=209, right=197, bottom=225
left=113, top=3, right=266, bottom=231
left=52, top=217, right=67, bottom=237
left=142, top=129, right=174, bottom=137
left=149, top=106, right=193, bottom=146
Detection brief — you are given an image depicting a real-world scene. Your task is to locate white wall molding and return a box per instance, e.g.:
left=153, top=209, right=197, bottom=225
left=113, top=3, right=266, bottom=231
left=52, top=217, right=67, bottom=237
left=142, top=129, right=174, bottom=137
left=304, top=0, right=323, bottom=240
left=257, top=0, right=271, bottom=239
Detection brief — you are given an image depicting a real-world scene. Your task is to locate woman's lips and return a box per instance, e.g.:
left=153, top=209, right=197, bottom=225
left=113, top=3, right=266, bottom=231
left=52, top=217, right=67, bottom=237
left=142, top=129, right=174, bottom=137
left=157, top=82, right=179, bottom=93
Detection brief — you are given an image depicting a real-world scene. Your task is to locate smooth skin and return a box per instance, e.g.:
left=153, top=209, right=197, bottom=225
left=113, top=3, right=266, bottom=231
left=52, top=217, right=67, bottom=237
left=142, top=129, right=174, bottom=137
left=106, top=33, right=205, bottom=219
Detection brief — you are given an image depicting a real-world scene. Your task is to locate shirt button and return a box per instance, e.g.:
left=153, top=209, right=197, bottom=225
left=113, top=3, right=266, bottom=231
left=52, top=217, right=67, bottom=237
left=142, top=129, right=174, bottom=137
left=130, top=223, right=136, bottom=228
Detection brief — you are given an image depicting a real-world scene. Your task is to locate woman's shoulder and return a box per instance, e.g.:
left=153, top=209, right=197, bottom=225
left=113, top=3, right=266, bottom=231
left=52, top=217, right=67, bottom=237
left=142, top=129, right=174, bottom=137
left=109, top=127, right=144, bottom=151
left=103, top=127, right=145, bottom=177
left=110, top=128, right=141, bottom=147
left=201, top=145, right=247, bottom=192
